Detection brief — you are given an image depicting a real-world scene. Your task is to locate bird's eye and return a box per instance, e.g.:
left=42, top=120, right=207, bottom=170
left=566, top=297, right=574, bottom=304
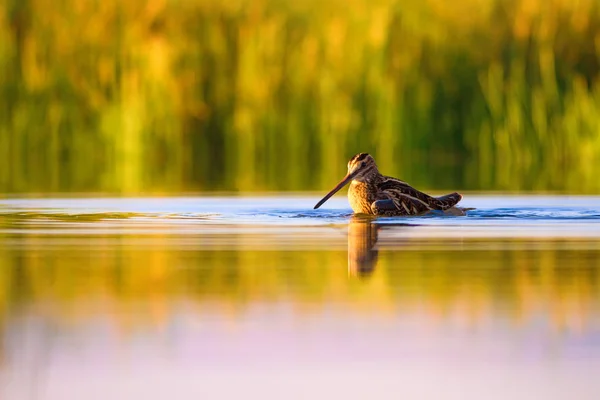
left=360, top=162, right=366, bottom=167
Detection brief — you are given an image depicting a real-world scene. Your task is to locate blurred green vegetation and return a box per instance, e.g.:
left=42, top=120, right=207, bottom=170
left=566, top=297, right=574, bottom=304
left=1, top=0, right=600, bottom=194
left=0, top=236, right=598, bottom=334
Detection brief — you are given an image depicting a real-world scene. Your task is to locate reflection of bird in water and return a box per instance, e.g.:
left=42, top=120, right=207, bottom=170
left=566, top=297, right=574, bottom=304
left=348, top=216, right=380, bottom=278
left=314, top=153, right=463, bottom=216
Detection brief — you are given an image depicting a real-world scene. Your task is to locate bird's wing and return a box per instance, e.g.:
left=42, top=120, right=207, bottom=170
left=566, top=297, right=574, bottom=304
left=378, top=177, right=461, bottom=211
left=371, top=194, right=430, bottom=216
left=378, top=177, right=437, bottom=210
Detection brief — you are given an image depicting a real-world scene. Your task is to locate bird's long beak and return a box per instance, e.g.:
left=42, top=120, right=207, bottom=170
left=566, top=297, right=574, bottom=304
left=314, top=171, right=357, bottom=209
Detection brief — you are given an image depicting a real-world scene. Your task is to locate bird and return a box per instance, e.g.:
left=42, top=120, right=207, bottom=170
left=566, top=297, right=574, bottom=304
left=313, top=153, right=463, bottom=216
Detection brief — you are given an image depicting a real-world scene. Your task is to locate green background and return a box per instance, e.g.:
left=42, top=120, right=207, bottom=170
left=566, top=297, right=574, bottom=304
left=1, top=0, right=599, bottom=194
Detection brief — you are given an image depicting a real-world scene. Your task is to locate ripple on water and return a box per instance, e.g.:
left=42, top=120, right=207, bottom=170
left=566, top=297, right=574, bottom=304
left=468, top=208, right=600, bottom=220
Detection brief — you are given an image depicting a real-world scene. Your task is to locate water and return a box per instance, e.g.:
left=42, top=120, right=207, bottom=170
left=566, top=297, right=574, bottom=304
left=0, top=194, right=599, bottom=399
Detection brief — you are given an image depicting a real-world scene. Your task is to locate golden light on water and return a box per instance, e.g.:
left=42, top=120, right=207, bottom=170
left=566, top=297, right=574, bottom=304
left=1, top=231, right=598, bottom=334
left=0, top=195, right=600, bottom=399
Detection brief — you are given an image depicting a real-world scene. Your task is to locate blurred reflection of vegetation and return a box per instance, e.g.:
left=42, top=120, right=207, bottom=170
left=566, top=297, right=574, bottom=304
left=1, top=237, right=599, bottom=332
left=1, top=0, right=600, bottom=193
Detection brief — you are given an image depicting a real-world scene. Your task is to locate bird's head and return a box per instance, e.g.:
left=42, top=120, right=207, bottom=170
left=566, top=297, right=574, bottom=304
left=313, top=153, right=379, bottom=209
left=345, top=153, right=378, bottom=182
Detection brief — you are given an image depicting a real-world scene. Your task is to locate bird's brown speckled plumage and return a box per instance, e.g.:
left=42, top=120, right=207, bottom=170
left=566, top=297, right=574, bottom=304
left=314, top=153, right=463, bottom=216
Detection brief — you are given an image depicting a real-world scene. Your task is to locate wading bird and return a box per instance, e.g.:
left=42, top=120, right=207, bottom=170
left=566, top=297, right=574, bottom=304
left=314, top=153, right=463, bottom=216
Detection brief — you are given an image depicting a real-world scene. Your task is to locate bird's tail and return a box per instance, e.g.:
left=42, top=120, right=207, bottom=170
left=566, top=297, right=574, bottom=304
left=433, top=192, right=463, bottom=210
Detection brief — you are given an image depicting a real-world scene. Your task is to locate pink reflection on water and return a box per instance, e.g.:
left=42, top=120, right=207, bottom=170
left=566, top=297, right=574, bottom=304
left=2, top=301, right=600, bottom=400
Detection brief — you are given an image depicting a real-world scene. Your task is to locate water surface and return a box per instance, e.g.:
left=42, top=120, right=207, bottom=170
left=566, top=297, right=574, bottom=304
left=0, top=195, right=599, bottom=399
